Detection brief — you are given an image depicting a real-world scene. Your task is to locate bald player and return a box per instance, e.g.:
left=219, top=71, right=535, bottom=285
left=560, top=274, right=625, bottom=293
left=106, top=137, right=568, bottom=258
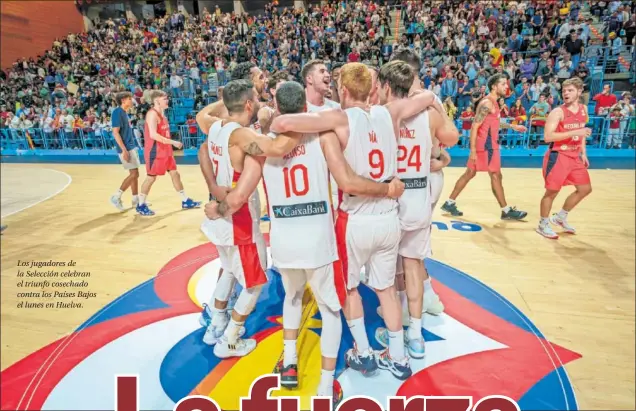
left=373, top=60, right=459, bottom=359
left=208, top=80, right=404, bottom=405
left=270, top=63, right=443, bottom=381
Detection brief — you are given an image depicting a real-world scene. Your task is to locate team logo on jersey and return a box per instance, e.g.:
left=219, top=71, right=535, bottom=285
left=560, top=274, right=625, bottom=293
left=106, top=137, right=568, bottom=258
left=0, top=237, right=582, bottom=410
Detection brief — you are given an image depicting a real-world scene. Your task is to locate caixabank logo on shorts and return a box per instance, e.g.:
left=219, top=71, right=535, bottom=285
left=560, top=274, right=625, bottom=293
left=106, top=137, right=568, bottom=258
left=0, top=237, right=581, bottom=411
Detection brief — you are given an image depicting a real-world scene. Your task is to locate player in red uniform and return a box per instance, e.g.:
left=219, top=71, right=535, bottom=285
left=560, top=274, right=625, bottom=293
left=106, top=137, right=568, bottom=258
left=536, top=77, right=593, bottom=239
left=137, top=90, right=201, bottom=216
left=440, top=74, right=528, bottom=220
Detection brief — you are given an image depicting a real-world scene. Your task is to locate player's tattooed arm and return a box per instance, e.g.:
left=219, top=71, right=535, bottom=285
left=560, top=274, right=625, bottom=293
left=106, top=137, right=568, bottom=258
left=473, top=103, right=492, bottom=124
left=231, top=127, right=301, bottom=157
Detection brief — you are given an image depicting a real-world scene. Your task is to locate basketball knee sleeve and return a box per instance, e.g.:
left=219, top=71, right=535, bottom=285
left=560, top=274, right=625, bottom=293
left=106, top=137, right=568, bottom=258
left=318, top=302, right=342, bottom=359
left=233, top=284, right=263, bottom=316
left=213, top=269, right=235, bottom=303
left=282, top=288, right=304, bottom=330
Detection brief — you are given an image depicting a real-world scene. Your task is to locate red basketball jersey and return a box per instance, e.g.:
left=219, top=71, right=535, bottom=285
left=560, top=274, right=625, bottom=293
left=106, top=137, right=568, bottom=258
left=144, top=108, right=173, bottom=158
left=551, top=104, right=587, bottom=157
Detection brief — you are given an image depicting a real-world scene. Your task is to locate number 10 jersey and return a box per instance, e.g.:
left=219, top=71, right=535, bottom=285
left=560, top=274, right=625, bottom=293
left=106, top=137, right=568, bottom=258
left=262, top=133, right=338, bottom=270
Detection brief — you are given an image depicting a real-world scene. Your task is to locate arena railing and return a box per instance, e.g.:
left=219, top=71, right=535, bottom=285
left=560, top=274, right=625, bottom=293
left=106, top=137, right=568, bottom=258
left=452, top=114, right=635, bottom=150
left=2, top=116, right=635, bottom=152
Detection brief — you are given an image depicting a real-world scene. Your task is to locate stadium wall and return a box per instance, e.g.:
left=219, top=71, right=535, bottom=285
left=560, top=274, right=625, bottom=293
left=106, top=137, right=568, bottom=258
left=1, top=1, right=85, bottom=70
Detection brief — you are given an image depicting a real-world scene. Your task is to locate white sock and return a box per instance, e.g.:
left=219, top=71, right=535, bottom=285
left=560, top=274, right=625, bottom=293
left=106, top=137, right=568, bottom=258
left=423, top=278, right=433, bottom=294
left=347, top=317, right=370, bottom=352
left=223, top=318, right=244, bottom=344
left=540, top=217, right=550, bottom=226
left=139, top=194, right=147, bottom=205
left=178, top=190, right=188, bottom=201
left=317, top=369, right=335, bottom=397
left=114, top=189, right=123, bottom=198
left=211, top=308, right=227, bottom=328
left=132, top=194, right=139, bottom=203
left=283, top=339, right=298, bottom=366
left=407, top=317, right=421, bottom=340
left=398, top=290, right=408, bottom=313
left=502, top=205, right=511, bottom=213
left=446, top=199, right=455, bottom=205
left=558, top=209, right=568, bottom=220
left=388, top=329, right=406, bottom=360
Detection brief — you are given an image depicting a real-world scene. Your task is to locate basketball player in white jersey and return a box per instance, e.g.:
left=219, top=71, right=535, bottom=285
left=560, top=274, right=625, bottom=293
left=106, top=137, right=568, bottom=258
left=208, top=81, right=405, bottom=405
left=302, top=60, right=342, bottom=209
left=373, top=60, right=459, bottom=359
left=270, top=63, right=444, bottom=381
left=195, top=64, right=271, bottom=326
left=379, top=50, right=450, bottom=326
left=198, top=79, right=291, bottom=359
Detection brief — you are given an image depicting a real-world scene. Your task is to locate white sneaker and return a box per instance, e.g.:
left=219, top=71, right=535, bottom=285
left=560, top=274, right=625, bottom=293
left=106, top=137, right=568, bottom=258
left=536, top=223, right=559, bottom=239
left=550, top=214, right=576, bottom=234
left=110, top=195, right=125, bottom=211
left=423, top=291, right=444, bottom=316
left=213, top=337, right=257, bottom=358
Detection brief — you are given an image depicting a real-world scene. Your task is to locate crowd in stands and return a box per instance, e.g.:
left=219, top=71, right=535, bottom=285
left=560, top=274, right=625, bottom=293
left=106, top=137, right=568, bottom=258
left=0, top=0, right=635, bottom=147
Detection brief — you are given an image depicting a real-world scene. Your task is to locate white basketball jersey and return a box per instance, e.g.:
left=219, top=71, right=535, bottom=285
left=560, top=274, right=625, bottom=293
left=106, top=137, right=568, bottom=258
left=200, top=121, right=261, bottom=246
left=398, top=111, right=433, bottom=231
left=307, top=98, right=342, bottom=210
left=339, top=106, right=398, bottom=216
left=263, top=133, right=338, bottom=269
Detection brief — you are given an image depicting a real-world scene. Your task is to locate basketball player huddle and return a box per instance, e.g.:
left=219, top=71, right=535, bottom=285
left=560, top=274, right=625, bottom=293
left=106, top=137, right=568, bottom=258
left=194, top=49, right=460, bottom=406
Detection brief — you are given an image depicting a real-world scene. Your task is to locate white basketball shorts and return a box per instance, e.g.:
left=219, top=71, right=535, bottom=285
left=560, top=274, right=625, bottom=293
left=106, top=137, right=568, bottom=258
left=217, top=235, right=267, bottom=289
left=335, top=209, right=400, bottom=291
left=279, top=260, right=346, bottom=312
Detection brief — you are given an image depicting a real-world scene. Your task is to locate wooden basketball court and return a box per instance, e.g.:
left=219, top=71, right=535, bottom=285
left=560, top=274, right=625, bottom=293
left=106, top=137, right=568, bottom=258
left=0, top=162, right=634, bottom=410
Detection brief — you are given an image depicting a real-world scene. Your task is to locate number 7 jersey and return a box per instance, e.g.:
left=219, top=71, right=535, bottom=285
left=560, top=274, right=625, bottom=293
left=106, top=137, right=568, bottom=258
left=262, top=133, right=338, bottom=270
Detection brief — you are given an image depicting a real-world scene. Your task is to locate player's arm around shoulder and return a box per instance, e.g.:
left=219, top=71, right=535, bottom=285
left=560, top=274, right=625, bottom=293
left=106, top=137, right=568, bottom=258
left=386, top=89, right=439, bottom=125
left=270, top=108, right=348, bottom=134
left=229, top=126, right=301, bottom=157
left=427, top=104, right=460, bottom=148
left=205, top=154, right=264, bottom=220
left=196, top=100, right=228, bottom=134
left=319, top=131, right=404, bottom=199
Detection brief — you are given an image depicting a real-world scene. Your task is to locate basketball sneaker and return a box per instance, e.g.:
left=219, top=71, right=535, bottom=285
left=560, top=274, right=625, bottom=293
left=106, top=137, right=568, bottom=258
left=202, top=309, right=245, bottom=345
left=376, top=348, right=412, bottom=380
left=345, top=345, right=378, bottom=375
left=536, top=223, right=559, bottom=239
left=136, top=203, right=155, bottom=216
left=275, top=359, right=298, bottom=389
left=441, top=201, right=463, bottom=216
left=423, top=291, right=445, bottom=315
left=213, top=336, right=257, bottom=358
left=331, top=380, right=344, bottom=408
left=182, top=198, right=201, bottom=209
left=110, top=195, right=125, bottom=211
left=550, top=213, right=576, bottom=234
left=501, top=206, right=527, bottom=220
left=374, top=327, right=425, bottom=359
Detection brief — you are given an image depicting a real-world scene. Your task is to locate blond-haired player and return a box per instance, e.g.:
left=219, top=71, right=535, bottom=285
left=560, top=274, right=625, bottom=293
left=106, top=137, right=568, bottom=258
left=270, top=62, right=443, bottom=381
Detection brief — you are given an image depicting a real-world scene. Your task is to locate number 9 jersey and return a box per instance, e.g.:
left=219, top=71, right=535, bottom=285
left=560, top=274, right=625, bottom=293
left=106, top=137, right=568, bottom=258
left=339, top=106, right=398, bottom=216
left=262, top=133, right=338, bottom=270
